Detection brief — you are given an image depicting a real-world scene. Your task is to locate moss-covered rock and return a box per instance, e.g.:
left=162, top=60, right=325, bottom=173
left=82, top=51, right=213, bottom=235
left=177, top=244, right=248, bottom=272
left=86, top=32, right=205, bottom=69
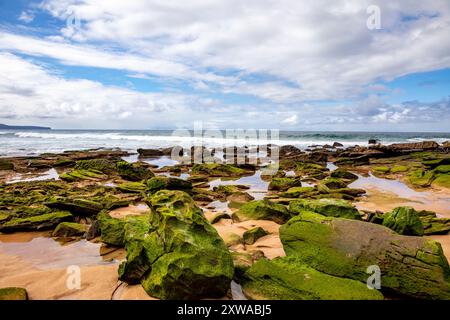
left=280, top=186, right=315, bottom=198
left=116, top=182, right=147, bottom=193
left=0, top=159, right=14, bottom=171
left=243, top=227, right=268, bottom=245
left=240, top=257, right=383, bottom=300
left=75, top=158, right=117, bottom=173
left=116, top=161, right=154, bottom=181
left=146, top=176, right=192, bottom=194
left=268, top=177, right=302, bottom=192
left=330, top=169, right=358, bottom=182
left=191, top=163, right=248, bottom=177
left=0, top=287, right=28, bottom=300
left=45, top=197, right=104, bottom=216
left=60, top=169, right=106, bottom=182
left=407, top=169, right=435, bottom=187
left=234, top=199, right=291, bottom=224
left=295, top=162, right=329, bottom=178
left=382, top=207, right=424, bottom=236
left=231, top=252, right=254, bottom=278
left=0, top=211, right=72, bottom=232
left=280, top=211, right=450, bottom=299
left=373, top=166, right=390, bottom=173
left=289, top=198, right=361, bottom=220
left=52, top=222, right=89, bottom=237
left=391, top=165, right=409, bottom=173
left=434, top=165, right=450, bottom=174
left=432, top=173, right=450, bottom=189
left=119, top=190, right=234, bottom=299
left=419, top=210, right=450, bottom=235
left=318, top=177, right=348, bottom=190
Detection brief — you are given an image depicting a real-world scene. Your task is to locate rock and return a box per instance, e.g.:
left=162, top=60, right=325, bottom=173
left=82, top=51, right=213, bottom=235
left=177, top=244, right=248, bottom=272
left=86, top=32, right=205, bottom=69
left=53, top=158, right=76, bottom=167
left=75, top=158, right=118, bottom=174
left=209, top=213, right=231, bottom=224
left=119, top=190, right=234, bottom=299
left=116, top=161, right=154, bottom=181
left=418, top=210, right=450, bottom=235
left=368, top=139, right=379, bottom=145
left=382, top=207, right=424, bottom=236
left=0, top=159, right=14, bottom=171
left=280, top=186, right=315, bottom=198
left=59, top=169, right=106, bottom=182
left=226, top=191, right=254, bottom=205
left=116, top=182, right=147, bottom=193
left=0, top=287, right=28, bottom=300
left=231, top=252, right=254, bottom=278
left=45, top=197, right=104, bottom=216
left=295, top=162, right=329, bottom=179
left=432, top=173, right=450, bottom=189
left=191, top=163, right=249, bottom=177
left=234, top=199, right=292, bottom=224
left=391, top=165, right=409, bottom=173
left=243, top=227, right=268, bottom=245
left=330, top=169, right=358, bottom=182
left=280, top=211, right=450, bottom=299
left=289, top=198, right=361, bottom=220
left=319, top=177, right=349, bottom=190
left=52, top=222, right=89, bottom=237
left=86, top=220, right=101, bottom=240
left=332, top=142, right=344, bottom=148
left=268, top=177, right=302, bottom=191
left=335, top=155, right=370, bottom=166
left=98, top=210, right=149, bottom=246
left=146, top=176, right=192, bottom=194
left=240, top=257, right=383, bottom=300
left=137, top=148, right=164, bottom=157
left=407, top=169, right=435, bottom=187
left=0, top=211, right=72, bottom=233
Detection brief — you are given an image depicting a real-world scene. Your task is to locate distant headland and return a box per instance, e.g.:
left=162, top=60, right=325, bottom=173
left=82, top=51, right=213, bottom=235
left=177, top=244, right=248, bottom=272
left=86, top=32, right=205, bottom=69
left=0, top=124, right=51, bottom=130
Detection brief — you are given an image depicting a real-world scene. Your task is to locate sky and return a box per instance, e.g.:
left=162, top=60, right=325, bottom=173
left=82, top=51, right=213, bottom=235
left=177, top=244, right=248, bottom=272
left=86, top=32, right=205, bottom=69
left=0, top=0, right=449, bottom=131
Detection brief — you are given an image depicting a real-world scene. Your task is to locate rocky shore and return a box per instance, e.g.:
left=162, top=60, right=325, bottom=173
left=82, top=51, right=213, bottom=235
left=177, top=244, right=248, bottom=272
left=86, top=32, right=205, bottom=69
left=0, top=140, right=449, bottom=300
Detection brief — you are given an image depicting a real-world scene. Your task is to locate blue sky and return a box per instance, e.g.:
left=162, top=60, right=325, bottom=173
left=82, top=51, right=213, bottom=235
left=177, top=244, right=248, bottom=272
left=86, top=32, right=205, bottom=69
left=0, top=0, right=449, bottom=131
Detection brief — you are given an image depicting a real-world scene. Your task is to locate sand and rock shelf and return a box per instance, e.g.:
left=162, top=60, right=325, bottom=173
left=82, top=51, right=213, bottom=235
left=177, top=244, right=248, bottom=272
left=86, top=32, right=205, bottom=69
left=0, top=141, right=450, bottom=300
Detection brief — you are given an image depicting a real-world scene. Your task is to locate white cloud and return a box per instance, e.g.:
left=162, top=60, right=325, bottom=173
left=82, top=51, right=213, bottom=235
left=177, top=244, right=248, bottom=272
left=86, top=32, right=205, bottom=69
left=282, top=114, right=299, bottom=125
left=18, top=11, right=35, bottom=23
left=34, top=0, right=450, bottom=102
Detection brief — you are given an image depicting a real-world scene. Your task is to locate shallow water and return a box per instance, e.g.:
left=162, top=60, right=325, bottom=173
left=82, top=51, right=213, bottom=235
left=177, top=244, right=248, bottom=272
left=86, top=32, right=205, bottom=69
left=0, top=233, right=116, bottom=270
left=6, top=168, right=60, bottom=184
left=350, top=173, right=450, bottom=216
left=208, top=171, right=269, bottom=200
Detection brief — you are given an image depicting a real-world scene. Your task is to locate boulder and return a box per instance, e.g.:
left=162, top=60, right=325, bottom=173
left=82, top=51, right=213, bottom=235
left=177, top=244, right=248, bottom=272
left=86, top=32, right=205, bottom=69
left=0, top=159, right=14, bottom=171
left=243, top=227, right=268, bottom=245
left=234, top=199, right=292, bottom=224
left=240, top=257, right=383, bottom=300
left=289, top=198, right=361, bottom=220
left=0, top=211, right=72, bottom=233
left=59, top=169, right=106, bottom=182
left=382, top=207, right=424, bottom=236
left=119, top=190, right=234, bottom=299
left=52, top=222, right=89, bottom=237
left=280, top=211, right=450, bottom=299
left=330, top=169, right=358, bottom=182
left=280, top=186, right=315, bottom=198
left=116, top=182, right=147, bottom=193
left=75, top=158, right=118, bottom=174
left=319, top=177, right=349, bottom=190
left=137, top=148, right=165, bottom=157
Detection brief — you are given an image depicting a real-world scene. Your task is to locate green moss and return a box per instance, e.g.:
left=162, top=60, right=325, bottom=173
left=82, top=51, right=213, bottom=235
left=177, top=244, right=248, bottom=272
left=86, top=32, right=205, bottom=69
left=146, top=176, right=192, bottom=194
left=407, top=169, right=435, bottom=187
left=318, top=177, right=348, bottom=190
left=373, top=166, right=390, bottom=173
left=0, top=159, right=14, bottom=170
left=330, top=169, right=358, bottom=181
left=235, top=199, right=291, bottom=224
left=116, top=161, right=154, bottom=181
left=191, top=163, right=247, bottom=177
left=52, top=222, right=89, bottom=237
left=0, top=287, right=28, bottom=300
left=241, top=257, right=383, bottom=300
left=289, top=198, right=361, bottom=220
left=243, top=227, right=268, bottom=245
left=268, top=177, right=302, bottom=191
left=75, top=158, right=117, bottom=173
left=45, top=197, right=104, bottom=216
left=60, top=169, right=106, bottom=182
left=432, top=173, right=450, bottom=189
left=382, top=207, right=424, bottom=236
left=435, top=165, right=450, bottom=174
left=280, top=186, right=315, bottom=198
left=391, top=165, right=408, bottom=173
left=0, top=211, right=72, bottom=232
left=117, top=182, right=147, bottom=193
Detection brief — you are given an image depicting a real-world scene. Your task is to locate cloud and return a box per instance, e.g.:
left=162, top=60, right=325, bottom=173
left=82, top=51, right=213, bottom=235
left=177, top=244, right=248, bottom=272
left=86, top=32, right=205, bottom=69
left=282, top=114, right=299, bottom=125
left=18, top=11, right=35, bottom=23
left=34, top=0, right=450, bottom=102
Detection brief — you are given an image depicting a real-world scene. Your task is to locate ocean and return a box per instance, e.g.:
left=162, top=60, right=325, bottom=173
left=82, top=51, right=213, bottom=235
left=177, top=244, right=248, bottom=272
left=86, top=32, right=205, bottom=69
left=0, top=129, right=449, bottom=157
